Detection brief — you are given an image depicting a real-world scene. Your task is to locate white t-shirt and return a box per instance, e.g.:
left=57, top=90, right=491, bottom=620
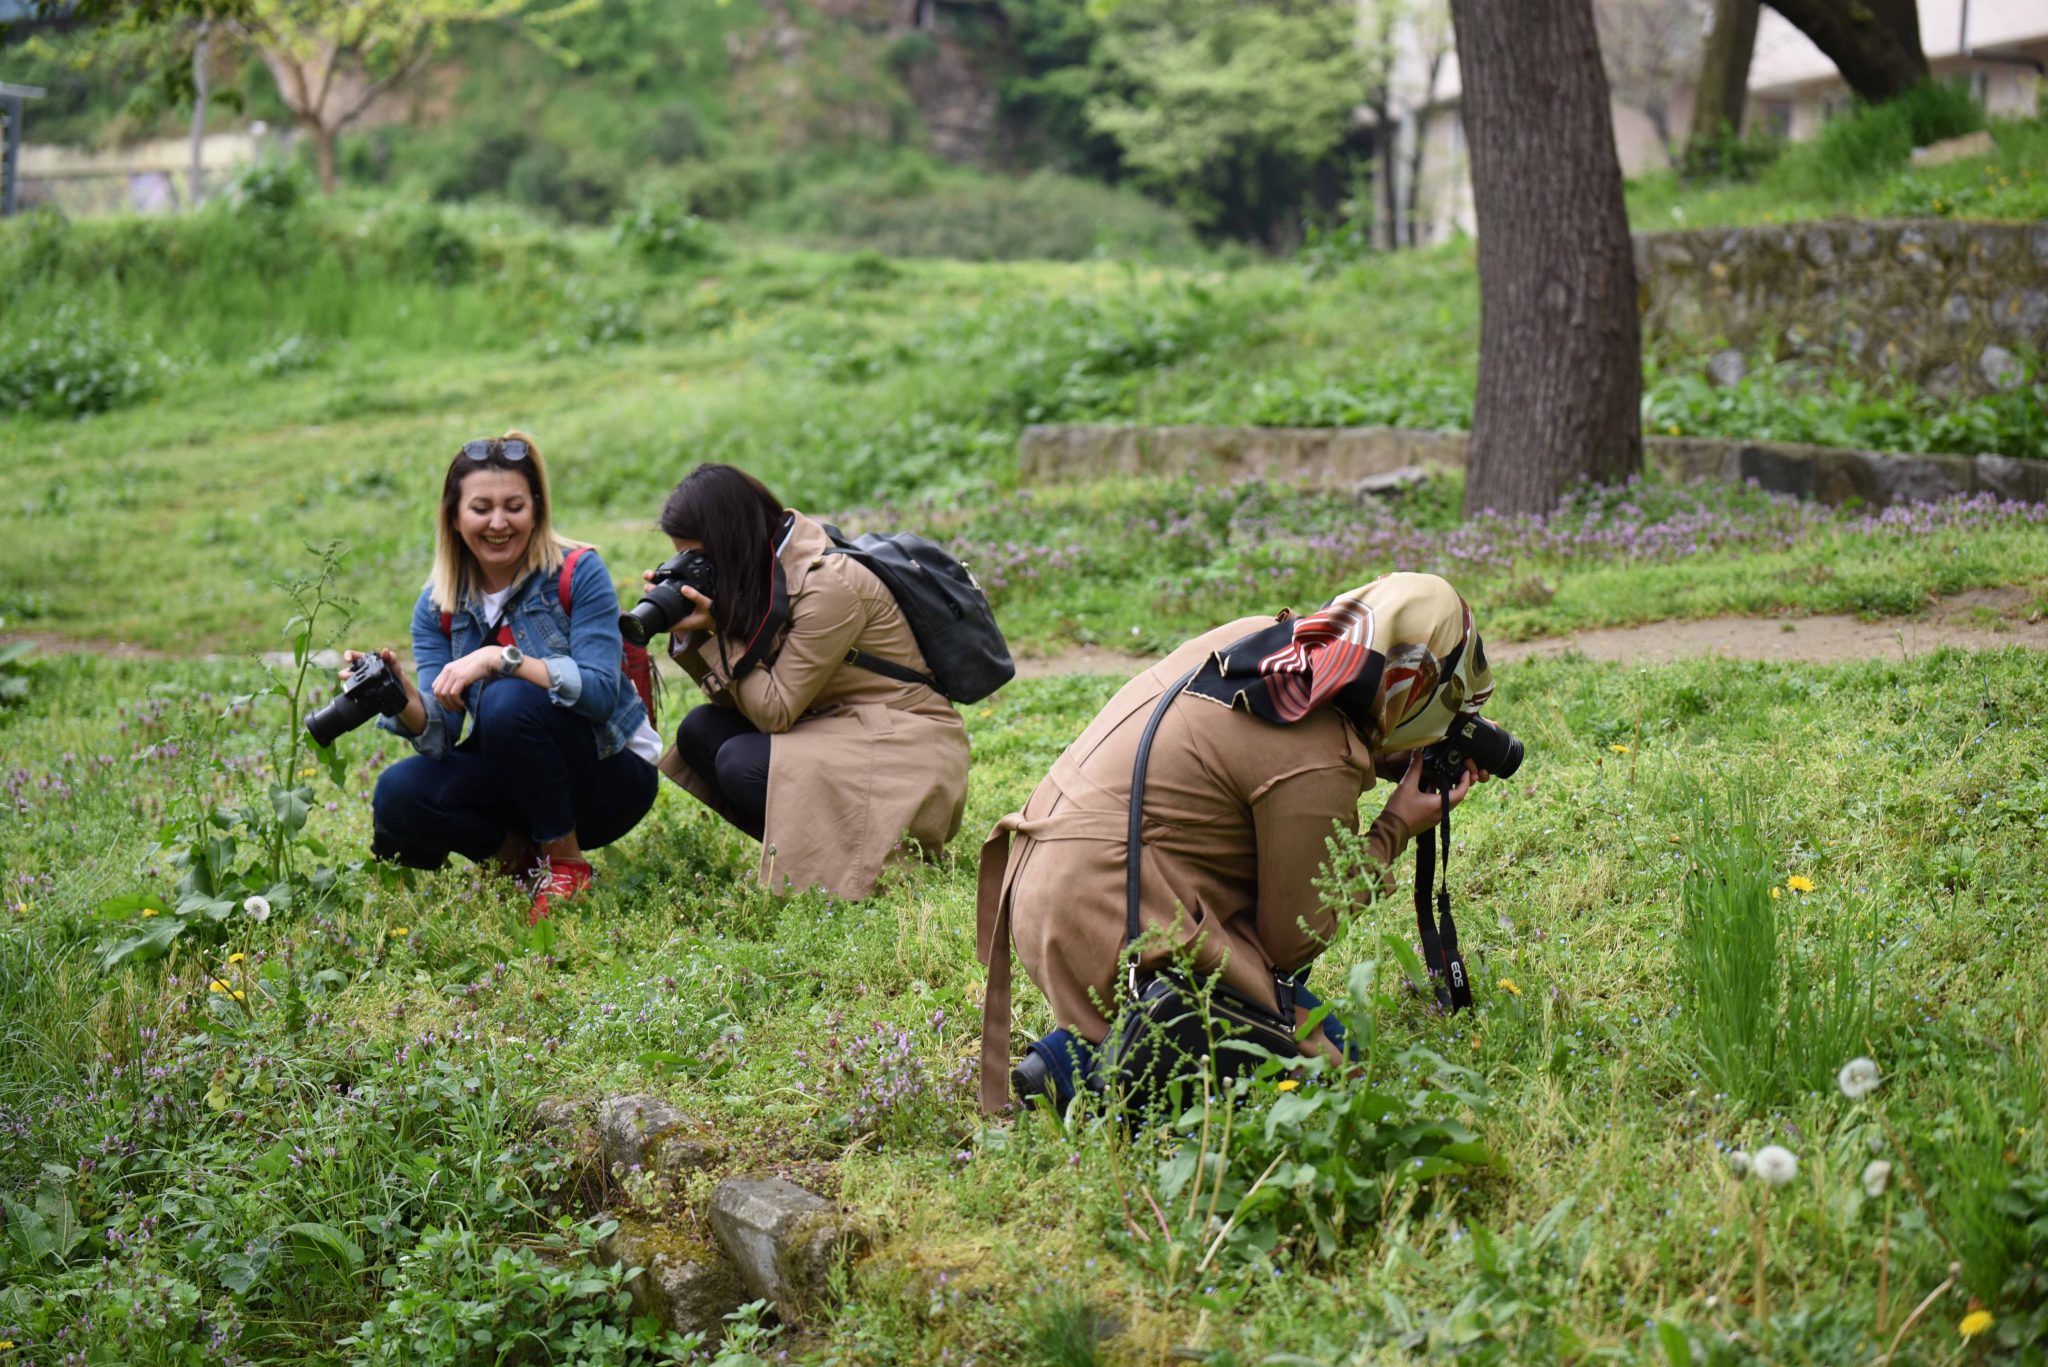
left=476, top=583, right=664, bottom=766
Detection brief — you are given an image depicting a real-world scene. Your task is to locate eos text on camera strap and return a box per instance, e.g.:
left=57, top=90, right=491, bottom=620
left=1412, top=792, right=1473, bottom=1012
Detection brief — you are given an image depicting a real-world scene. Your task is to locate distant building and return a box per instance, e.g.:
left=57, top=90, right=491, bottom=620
left=1747, top=0, right=2046, bottom=141
left=1380, top=0, right=2047, bottom=247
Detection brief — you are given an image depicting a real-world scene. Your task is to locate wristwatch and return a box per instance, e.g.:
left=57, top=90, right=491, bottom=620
left=496, top=645, right=525, bottom=678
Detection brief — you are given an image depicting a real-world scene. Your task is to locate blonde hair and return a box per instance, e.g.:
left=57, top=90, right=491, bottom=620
left=429, top=429, right=583, bottom=613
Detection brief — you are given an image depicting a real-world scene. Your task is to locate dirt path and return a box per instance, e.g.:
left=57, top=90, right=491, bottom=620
left=1012, top=587, right=2048, bottom=679
left=9, top=588, right=2045, bottom=679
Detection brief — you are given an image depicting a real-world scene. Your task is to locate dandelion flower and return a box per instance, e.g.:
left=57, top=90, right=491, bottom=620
left=208, top=980, right=244, bottom=999
left=1610, top=744, right=1632, bottom=754
left=243, top=895, right=271, bottom=922
left=1959, top=1310, right=1993, bottom=1339
left=1276, top=1079, right=1300, bottom=1092
left=1862, top=1160, right=1891, bottom=1198
left=1786, top=875, right=1815, bottom=893
left=226, top=953, right=247, bottom=965
left=1754, top=1145, right=1798, bottom=1187
left=392, top=926, right=410, bottom=937
left=141, top=907, right=160, bottom=917
left=10, top=902, right=27, bottom=916
left=1497, top=977, right=1522, bottom=997
left=1769, top=887, right=1781, bottom=899
left=1727, top=1149, right=1752, bottom=1178
left=1838, top=1056, right=1882, bottom=1100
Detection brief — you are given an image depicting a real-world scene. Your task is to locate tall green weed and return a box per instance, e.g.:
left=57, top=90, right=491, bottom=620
left=1674, top=788, right=1879, bottom=1107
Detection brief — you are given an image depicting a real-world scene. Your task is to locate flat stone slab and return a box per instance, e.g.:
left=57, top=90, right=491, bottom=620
left=709, top=1177, right=865, bottom=1321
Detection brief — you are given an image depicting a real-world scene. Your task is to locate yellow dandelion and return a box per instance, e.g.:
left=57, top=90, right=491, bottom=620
left=11, top=902, right=27, bottom=915
left=1666, top=424, right=1681, bottom=436
left=1770, top=887, right=1782, bottom=899
left=208, top=979, right=231, bottom=993
left=141, top=908, right=160, bottom=917
left=1275, top=1079, right=1300, bottom=1092
left=1959, top=1310, right=1993, bottom=1339
left=227, top=953, right=247, bottom=964
left=0, top=1339, right=14, bottom=1349
left=1786, top=875, right=1815, bottom=893
left=1497, top=978, right=1522, bottom=997
left=392, top=927, right=410, bottom=937
left=1610, top=744, right=1632, bottom=754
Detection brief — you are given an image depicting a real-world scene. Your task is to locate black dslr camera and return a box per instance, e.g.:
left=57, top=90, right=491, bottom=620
left=305, top=653, right=410, bottom=747
left=619, top=550, right=717, bottom=647
left=1419, top=714, right=1523, bottom=793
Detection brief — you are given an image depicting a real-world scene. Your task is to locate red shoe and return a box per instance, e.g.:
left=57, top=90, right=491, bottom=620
left=529, top=856, right=594, bottom=925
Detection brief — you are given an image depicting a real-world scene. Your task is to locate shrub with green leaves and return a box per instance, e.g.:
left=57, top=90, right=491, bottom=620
left=611, top=196, right=719, bottom=271
left=0, top=306, right=161, bottom=418
left=1811, top=80, right=1986, bottom=184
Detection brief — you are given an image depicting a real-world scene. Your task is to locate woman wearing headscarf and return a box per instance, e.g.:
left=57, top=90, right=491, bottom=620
left=976, top=572, right=1498, bottom=1111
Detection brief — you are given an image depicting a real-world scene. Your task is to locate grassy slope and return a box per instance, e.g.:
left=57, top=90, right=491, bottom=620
left=1, top=640, right=2043, bottom=1362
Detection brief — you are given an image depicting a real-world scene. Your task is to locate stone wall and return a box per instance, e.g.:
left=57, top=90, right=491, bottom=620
left=1017, top=423, right=2048, bottom=508
left=1635, top=220, right=2048, bottom=394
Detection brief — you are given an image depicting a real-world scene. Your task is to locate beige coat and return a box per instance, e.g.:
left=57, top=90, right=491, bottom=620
left=975, top=617, right=1414, bottom=1110
left=659, top=512, right=969, bottom=899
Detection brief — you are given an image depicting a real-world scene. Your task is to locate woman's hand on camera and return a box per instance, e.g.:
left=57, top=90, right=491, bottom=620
left=671, top=585, right=715, bottom=635
left=431, top=648, right=499, bottom=712
left=1382, top=752, right=1486, bottom=834
left=342, top=649, right=427, bottom=736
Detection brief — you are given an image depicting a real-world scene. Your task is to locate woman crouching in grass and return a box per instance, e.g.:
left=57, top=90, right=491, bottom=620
left=350, top=431, right=660, bottom=922
left=978, top=572, right=1501, bottom=1112
left=650, top=463, right=969, bottom=900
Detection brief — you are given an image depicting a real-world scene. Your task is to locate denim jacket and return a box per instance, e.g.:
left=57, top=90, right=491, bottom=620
left=380, top=548, right=647, bottom=762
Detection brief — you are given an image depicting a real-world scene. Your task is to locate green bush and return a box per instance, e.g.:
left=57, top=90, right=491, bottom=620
left=229, top=158, right=310, bottom=216
left=640, top=100, right=710, bottom=165
left=428, top=126, right=534, bottom=203
left=611, top=196, right=719, bottom=271
left=0, top=306, right=161, bottom=418
left=1812, top=79, right=1985, bottom=182
left=507, top=142, right=623, bottom=224
left=1679, top=125, right=1785, bottom=184
left=399, top=211, right=481, bottom=287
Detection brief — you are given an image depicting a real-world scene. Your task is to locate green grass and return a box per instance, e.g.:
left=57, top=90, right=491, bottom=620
left=2, top=627, right=2045, bottom=1361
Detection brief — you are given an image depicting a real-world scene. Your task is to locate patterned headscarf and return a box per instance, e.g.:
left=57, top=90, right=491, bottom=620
left=1183, top=572, right=1493, bottom=751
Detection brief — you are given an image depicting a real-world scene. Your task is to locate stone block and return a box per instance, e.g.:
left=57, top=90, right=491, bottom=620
left=1867, top=452, right=1975, bottom=506
left=530, top=1097, right=605, bottom=1211
left=710, top=1177, right=866, bottom=1322
left=596, top=1094, right=719, bottom=1183
left=1976, top=455, right=2048, bottom=504
left=599, top=1215, right=748, bottom=1341
left=1978, top=345, right=2024, bottom=391
left=1707, top=349, right=1747, bottom=387
left=1909, top=130, right=1994, bottom=167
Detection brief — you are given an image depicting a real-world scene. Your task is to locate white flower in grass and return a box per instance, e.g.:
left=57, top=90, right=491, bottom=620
left=1862, top=1160, right=1892, bottom=1198
left=243, top=895, right=271, bottom=922
left=1727, top=1149, right=1752, bottom=1178
left=1838, top=1057, right=1882, bottom=1100
left=1754, top=1145, right=1799, bottom=1187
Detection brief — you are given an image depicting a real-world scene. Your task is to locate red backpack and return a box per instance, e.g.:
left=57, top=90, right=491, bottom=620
left=438, top=548, right=659, bottom=724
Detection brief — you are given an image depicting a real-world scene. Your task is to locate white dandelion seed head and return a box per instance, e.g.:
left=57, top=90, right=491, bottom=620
left=1727, top=1149, right=1752, bottom=1179
left=1754, top=1145, right=1798, bottom=1187
left=243, top=895, right=272, bottom=922
left=1838, top=1057, right=1882, bottom=1100
left=1862, top=1160, right=1892, bottom=1198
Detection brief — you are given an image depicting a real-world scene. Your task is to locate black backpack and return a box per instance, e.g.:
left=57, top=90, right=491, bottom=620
left=820, top=525, right=1016, bottom=704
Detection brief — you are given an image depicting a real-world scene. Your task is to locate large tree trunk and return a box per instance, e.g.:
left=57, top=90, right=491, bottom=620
left=1448, top=0, right=1641, bottom=517
left=313, top=124, right=337, bottom=193
left=1691, top=0, right=1760, bottom=145
left=1766, top=0, right=1928, bottom=103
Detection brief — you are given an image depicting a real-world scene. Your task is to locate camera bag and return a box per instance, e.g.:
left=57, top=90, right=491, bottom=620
left=818, top=526, right=1015, bottom=704
left=1104, top=668, right=1303, bottom=1117
left=439, top=549, right=659, bottom=723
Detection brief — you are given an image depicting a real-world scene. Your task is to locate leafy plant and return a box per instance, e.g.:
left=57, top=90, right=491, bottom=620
left=0, top=635, right=33, bottom=710
left=611, top=195, right=719, bottom=271
left=0, top=305, right=161, bottom=418
left=98, top=546, right=360, bottom=970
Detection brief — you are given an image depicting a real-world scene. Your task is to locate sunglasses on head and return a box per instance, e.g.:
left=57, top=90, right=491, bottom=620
left=458, top=438, right=531, bottom=463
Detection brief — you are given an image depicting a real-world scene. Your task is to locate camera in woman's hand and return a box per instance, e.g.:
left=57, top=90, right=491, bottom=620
left=1419, top=715, right=1523, bottom=793
left=620, top=550, right=717, bottom=645
left=306, top=653, right=411, bottom=747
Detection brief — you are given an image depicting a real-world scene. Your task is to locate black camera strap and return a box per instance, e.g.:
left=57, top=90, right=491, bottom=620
left=1413, top=793, right=1472, bottom=1013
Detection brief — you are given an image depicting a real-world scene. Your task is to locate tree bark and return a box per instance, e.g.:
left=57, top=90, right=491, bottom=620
left=1448, top=0, right=1641, bottom=517
left=1765, top=0, right=1928, bottom=104
left=1692, top=0, right=1760, bottom=143
left=188, top=21, right=211, bottom=208
left=314, top=125, right=337, bottom=193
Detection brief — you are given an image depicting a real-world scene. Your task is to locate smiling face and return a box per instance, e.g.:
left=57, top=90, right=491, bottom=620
left=456, top=469, right=537, bottom=590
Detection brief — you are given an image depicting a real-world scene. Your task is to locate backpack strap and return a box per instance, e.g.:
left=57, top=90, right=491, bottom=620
left=1124, top=668, right=1198, bottom=996
left=843, top=648, right=940, bottom=693
left=559, top=547, right=585, bottom=613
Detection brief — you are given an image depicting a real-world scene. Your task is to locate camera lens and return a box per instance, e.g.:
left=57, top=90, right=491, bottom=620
left=305, top=691, right=372, bottom=748
left=620, top=582, right=688, bottom=647
left=1490, top=732, right=1524, bottom=780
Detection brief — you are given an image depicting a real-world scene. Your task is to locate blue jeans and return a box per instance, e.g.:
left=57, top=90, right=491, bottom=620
left=1026, top=980, right=1354, bottom=1106
left=371, top=679, right=657, bottom=869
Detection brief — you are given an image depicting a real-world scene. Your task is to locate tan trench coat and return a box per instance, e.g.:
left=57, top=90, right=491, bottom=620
left=975, top=617, right=1414, bottom=1111
left=658, top=512, right=970, bottom=900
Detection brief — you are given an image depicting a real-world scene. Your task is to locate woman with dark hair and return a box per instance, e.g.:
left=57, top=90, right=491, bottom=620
left=651, top=463, right=969, bottom=899
left=351, top=431, right=660, bottom=922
